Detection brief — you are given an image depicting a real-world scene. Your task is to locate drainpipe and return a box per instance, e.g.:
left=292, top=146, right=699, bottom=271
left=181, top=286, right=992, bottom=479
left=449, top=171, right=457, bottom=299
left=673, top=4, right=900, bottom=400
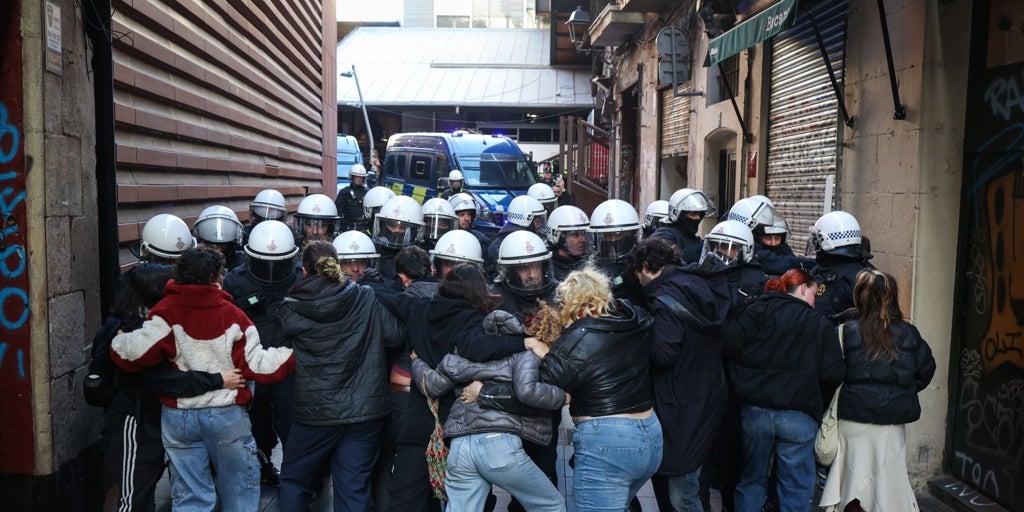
left=85, top=0, right=119, bottom=316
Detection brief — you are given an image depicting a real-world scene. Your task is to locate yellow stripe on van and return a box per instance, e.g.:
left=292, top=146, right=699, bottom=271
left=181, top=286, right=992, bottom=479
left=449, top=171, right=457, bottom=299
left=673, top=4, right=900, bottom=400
left=410, top=186, right=428, bottom=204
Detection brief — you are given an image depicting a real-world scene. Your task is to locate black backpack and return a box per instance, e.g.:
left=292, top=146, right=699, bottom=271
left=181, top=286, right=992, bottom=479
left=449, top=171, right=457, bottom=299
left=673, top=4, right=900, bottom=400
left=83, top=317, right=124, bottom=408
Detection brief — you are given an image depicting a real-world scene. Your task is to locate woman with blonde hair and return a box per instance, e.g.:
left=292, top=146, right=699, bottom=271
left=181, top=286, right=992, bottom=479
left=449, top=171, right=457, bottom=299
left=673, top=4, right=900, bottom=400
left=535, top=264, right=663, bottom=511
left=820, top=269, right=936, bottom=512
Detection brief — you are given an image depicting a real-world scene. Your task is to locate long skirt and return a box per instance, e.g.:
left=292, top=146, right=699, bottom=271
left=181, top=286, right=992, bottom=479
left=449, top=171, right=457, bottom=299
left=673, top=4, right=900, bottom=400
left=820, top=420, right=919, bottom=512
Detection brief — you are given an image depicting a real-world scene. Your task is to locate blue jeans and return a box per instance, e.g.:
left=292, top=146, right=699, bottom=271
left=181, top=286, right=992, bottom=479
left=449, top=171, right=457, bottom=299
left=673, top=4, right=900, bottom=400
left=734, top=405, right=817, bottom=512
left=445, top=432, right=565, bottom=511
left=668, top=466, right=703, bottom=512
left=279, top=419, right=383, bottom=512
left=571, top=413, right=664, bottom=512
left=161, top=405, right=260, bottom=512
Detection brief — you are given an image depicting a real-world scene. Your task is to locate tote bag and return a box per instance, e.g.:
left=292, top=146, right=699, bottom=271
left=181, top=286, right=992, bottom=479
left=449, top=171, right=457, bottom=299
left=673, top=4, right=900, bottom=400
left=815, top=323, right=845, bottom=466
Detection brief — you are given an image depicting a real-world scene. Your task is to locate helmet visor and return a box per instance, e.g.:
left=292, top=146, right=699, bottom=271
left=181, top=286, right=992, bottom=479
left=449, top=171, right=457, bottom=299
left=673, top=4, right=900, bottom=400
left=196, top=218, right=242, bottom=244
left=297, top=217, right=337, bottom=241
left=374, top=218, right=422, bottom=248
left=246, top=256, right=296, bottom=284
left=557, top=229, right=590, bottom=257
left=251, top=204, right=286, bottom=222
left=700, top=238, right=746, bottom=267
left=590, top=229, right=640, bottom=262
left=500, top=261, right=549, bottom=293
left=423, top=216, right=454, bottom=242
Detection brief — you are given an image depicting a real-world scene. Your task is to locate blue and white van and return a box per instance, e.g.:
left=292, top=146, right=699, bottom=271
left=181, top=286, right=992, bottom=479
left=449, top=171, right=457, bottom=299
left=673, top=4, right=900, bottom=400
left=336, top=134, right=364, bottom=193
left=381, top=131, right=536, bottom=235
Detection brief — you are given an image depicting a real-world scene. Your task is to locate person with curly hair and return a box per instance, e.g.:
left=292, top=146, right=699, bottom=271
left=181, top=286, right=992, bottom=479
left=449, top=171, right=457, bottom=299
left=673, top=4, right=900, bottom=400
left=110, top=246, right=295, bottom=511
left=820, top=270, right=935, bottom=512
left=536, top=264, right=662, bottom=511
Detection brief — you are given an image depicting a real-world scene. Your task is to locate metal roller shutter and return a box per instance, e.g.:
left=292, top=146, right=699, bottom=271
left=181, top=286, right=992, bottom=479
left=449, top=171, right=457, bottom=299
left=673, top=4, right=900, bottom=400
left=765, top=0, right=850, bottom=251
left=660, top=86, right=691, bottom=157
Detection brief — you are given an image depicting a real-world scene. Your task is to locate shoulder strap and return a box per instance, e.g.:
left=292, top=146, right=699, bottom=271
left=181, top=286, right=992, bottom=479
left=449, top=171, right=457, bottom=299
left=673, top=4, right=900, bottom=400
left=655, top=295, right=711, bottom=331
left=837, top=323, right=846, bottom=355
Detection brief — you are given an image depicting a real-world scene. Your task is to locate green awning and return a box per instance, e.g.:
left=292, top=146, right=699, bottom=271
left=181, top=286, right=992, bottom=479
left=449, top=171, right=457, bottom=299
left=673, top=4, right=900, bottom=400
left=705, top=0, right=799, bottom=66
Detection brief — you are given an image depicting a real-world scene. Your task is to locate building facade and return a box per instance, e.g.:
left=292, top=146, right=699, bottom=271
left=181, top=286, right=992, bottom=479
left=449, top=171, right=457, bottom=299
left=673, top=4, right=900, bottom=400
left=0, top=0, right=334, bottom=507
left=580, top=0, right=1018, bottom=508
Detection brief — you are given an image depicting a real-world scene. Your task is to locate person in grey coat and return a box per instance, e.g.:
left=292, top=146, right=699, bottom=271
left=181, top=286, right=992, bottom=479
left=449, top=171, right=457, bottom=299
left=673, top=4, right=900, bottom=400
left=410, top=310, right=567, bottom=512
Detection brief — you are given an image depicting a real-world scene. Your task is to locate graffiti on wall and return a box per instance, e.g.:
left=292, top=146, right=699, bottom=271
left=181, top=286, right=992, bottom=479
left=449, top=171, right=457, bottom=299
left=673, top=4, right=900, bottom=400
left=956, top=58, right=1024, bottom=510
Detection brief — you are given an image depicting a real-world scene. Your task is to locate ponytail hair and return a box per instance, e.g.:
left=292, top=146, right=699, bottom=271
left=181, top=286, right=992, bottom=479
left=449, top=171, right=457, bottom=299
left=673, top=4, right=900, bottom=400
left=301, top=241, right=344, bottom=283
left=764, top=268, right=815, bottom=294
left=852, top=269, right=902, bottom=361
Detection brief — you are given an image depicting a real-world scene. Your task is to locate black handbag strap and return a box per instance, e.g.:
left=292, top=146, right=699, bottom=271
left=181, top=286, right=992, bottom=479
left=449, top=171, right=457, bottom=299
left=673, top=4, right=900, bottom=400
left=655, top=295, right=711, bottom=331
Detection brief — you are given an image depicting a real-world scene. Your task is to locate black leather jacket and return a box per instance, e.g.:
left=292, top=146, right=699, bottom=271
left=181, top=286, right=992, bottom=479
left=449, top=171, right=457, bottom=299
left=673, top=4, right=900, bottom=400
left=540, top=300, right=654, bottom=417
left=838, top=319, right=935, bottom=425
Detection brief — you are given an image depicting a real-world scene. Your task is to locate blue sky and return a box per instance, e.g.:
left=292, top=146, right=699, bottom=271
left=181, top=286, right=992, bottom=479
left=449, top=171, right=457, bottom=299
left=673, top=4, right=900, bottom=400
left=337, top=0, right=402, bottom=22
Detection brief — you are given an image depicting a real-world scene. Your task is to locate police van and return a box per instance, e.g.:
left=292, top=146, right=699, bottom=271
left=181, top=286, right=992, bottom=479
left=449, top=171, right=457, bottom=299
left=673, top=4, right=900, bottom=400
left=380, top=131, right=536, bottom=235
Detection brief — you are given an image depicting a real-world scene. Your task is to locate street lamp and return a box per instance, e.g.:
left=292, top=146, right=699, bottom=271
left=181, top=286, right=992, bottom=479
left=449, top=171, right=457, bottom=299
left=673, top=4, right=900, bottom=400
left=565, top=6, right=592, bottom=54
left=340, top=65, right=374, bottom=171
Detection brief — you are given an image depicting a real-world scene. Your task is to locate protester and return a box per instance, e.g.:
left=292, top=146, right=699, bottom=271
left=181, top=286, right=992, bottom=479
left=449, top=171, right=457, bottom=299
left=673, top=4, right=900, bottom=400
left=820, top=270, right=935, bottom=512
left=722, top=268, right=845, bottom=512
left=276, top=241, right=404, bottom=511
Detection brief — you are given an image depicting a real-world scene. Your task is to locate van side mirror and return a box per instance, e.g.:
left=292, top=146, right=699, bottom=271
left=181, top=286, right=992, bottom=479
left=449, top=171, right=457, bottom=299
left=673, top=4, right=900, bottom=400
left=437, top=177, right=451, bottom=190
left=366, top=171, right=379, bottom=188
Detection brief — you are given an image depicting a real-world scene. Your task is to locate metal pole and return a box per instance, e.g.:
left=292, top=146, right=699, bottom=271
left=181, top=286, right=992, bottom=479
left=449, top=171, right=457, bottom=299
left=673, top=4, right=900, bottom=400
left=349, top=65, right=375, bottom=169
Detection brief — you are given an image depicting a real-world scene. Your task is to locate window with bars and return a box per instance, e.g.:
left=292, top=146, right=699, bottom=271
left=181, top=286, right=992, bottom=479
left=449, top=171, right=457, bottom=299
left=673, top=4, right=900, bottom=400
left=714, top=54, right=740, bottom=104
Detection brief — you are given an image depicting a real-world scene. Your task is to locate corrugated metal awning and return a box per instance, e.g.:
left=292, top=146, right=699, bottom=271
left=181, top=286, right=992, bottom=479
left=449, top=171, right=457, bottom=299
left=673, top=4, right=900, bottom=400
left=337, top=28, right=594, bottom=108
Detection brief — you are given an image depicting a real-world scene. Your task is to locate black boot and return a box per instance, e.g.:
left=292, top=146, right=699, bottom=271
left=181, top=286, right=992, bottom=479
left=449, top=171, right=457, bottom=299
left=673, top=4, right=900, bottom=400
left=258, top=451, right=281, bottom=488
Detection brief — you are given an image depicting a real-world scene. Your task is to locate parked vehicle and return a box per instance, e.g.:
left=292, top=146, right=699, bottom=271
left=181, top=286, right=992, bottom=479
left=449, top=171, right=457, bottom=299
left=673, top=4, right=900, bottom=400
left=380, top=131, right=537, bottom=235
left=336, top=134, right=365, bottom=193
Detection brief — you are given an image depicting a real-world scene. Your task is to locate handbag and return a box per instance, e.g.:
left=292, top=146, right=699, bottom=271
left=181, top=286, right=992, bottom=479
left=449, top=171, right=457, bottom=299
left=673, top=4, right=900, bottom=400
left=423, top=378, right=449, bottom=501
left=814, top=323, right=845, bottom=466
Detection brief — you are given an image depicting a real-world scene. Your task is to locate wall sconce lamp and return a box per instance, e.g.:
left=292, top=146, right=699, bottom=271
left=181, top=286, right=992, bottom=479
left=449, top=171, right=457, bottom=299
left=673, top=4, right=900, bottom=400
left=566, top=6, right=592, bottom=54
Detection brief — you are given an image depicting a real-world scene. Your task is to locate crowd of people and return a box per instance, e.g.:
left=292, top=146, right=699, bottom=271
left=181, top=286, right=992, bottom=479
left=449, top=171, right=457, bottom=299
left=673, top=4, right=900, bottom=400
left=90, top=164, right=935, bottom=512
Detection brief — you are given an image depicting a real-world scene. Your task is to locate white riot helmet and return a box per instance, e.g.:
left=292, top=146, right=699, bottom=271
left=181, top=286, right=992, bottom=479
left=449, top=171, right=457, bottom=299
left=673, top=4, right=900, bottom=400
left=588, top=199, right=642, bottom=262
left=449, top=169, right=464, bottom=182
left=363, top=186, right=397, bottom=221
left=139, top=214, right=198, bottom=261
left=333, top=230, right=379, bottom=263
left=807, top=211, right=862, bottom=257
left=243, top=220, right=299, bottom=284
left=666, top=188, right=717, bottom=223
left=497, top=230, right=553, bottom=293
left=349, top=163, right=368, bottom=178
left=546, top=205, right=590, bottom=256
left=430, top=229, right=485, bottom=275
left=193, top=205, right=244, bottom=245
left=528, top=183, right=558, bottom=214
left=506, top=195, right=547, bottom=233
left=373, top=195, right=424, bottom=249
left=421, top=198, right=457, bottom=244
left=699, top=220, right=755, bottom=268
left=294, top=193, right=340, bottom=241
left=250, top=189, right=287, bottom=224
left=449, top=192, right=477, bottom=213
left=727, top=196, right=784, bottom=231
left=644, top=200, right=670, bottom=229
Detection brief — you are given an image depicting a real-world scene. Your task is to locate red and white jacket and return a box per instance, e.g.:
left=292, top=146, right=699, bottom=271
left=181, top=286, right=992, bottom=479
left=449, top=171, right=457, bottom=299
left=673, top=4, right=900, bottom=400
left=111, top=280, right=295, bottom=409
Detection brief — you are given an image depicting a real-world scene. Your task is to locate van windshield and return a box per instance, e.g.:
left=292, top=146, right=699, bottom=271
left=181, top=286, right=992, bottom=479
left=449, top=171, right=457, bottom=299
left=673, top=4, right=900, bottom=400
left=456, top=154, right=536, bottom=188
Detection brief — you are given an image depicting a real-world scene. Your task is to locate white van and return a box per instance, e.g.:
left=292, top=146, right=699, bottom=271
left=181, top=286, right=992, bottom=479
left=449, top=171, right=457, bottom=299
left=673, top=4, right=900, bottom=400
left=336, top=134, right=364, bottom=192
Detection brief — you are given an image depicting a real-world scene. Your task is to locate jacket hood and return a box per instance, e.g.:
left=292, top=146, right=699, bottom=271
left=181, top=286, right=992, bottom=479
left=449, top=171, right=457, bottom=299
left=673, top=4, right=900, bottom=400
left=647, top=266, right=732, bottom=329
left=427, top=294, right=476, bottom=323
left=284, top=277, right=357, bottom=322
